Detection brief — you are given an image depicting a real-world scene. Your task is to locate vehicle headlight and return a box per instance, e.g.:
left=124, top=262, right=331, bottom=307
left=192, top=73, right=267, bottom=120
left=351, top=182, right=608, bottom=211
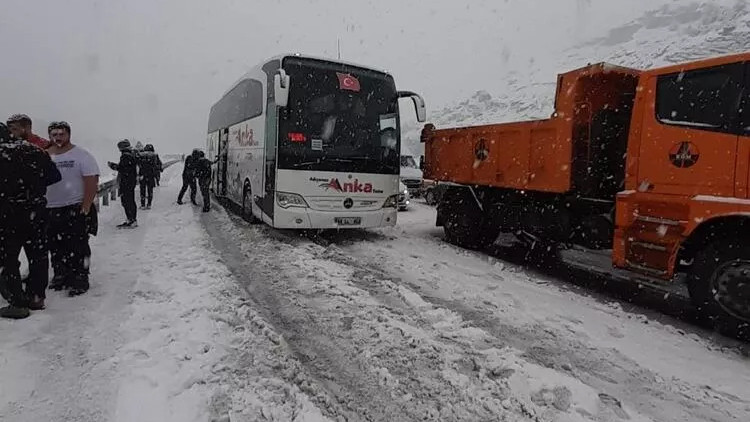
left=276, top=192, right=308, bottom=208
left=383, top=195, right=399, bottom=208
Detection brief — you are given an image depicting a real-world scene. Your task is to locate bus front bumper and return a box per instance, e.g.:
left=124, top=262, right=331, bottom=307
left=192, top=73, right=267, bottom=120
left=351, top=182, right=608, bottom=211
left=274, top=207, right=398, bottom=229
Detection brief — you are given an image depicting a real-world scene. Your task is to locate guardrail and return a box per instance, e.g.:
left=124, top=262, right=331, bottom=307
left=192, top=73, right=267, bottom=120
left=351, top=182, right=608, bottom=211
left=97, top=159, right=180, bottom=207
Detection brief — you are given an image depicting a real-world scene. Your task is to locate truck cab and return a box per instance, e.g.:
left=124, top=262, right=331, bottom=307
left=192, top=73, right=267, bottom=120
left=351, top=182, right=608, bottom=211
left=422, top=53, right=750, bottom=333
left=400, top=154, right=423, bottom=196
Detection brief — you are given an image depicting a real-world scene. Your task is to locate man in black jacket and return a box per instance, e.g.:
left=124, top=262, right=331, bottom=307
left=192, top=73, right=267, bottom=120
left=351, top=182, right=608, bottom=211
left=195, top=151, right=213, bottom=212
left=0, top=123, right=62, bottom=319
left=138, top=144, right=160, bottom=209
left=108, top=139, right=139, bottom=227
left=177, top=149, right=200, bottom=205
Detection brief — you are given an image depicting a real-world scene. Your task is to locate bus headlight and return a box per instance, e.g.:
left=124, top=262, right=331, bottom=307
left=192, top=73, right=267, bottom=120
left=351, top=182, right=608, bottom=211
left=383, top=195, right=398, bottom=208
left=276, top=192, right=308, bottom=208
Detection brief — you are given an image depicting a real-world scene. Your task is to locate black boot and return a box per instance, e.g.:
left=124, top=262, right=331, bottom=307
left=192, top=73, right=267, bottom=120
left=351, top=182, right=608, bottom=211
left=0, top=305, right=30, bottom=319
left=49, top=274, right=69, bottom=291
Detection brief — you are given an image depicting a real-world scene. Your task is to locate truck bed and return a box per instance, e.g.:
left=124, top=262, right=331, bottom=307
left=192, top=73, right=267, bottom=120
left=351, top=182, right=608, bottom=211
left=424, top=117, right=572, bottom=194
left=422, top=62, right=641, bottom=196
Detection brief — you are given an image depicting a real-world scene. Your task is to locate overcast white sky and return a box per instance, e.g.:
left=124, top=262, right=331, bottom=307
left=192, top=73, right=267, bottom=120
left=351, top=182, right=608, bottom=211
left=0, top=0, right=675, bottom=160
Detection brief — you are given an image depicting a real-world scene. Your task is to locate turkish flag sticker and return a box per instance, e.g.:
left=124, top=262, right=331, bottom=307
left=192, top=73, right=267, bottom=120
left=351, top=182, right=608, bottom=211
left=336, top=72, right=361, bottom=92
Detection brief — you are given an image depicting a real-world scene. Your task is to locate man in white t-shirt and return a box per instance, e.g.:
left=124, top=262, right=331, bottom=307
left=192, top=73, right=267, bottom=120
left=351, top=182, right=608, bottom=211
left=46, top=122, right=100, bottom=296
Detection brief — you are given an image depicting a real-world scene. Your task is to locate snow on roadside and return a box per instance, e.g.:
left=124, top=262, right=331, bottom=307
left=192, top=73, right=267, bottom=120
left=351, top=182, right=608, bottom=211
left=0, top=164, right=329, bottom=422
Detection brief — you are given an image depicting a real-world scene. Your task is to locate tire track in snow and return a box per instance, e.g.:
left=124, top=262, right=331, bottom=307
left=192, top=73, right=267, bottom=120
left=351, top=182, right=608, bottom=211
left=203, top=208, right=540, bottom=421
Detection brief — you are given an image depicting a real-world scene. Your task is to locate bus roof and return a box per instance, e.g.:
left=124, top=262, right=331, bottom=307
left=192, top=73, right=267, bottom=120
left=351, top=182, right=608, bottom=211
left=217, top=54, right=392, bottom=101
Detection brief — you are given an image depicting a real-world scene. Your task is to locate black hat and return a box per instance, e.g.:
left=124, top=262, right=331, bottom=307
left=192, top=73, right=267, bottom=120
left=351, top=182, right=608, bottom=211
left=144, top=144, right=155, bottom=152
left=117, top=139, right=131, bottom=151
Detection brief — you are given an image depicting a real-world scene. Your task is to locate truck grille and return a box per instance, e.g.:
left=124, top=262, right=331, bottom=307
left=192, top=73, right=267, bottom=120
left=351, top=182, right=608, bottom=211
left=401, top=178, right=421, bottom=190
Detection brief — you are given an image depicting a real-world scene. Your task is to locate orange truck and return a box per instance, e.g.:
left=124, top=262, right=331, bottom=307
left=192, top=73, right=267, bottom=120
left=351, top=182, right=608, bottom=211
left=422, top=53, right=750, bottom=333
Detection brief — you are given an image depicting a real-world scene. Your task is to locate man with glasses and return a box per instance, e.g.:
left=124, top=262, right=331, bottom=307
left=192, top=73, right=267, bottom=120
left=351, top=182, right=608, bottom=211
left=46, top=122, right=100, bottom=296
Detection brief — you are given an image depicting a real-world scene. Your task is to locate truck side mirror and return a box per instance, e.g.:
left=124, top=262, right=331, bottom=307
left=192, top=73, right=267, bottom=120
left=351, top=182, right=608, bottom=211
left=397, top=91, right=427, bottom=123
left=419, top=156, right=425, bottom=171
left=274, top=69, right=290, bottom=107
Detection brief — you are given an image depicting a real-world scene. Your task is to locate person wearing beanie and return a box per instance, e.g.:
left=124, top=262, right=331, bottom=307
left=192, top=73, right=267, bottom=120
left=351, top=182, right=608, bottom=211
left=137, top=144, right=160, bottom=209
left=108, top=139, right=139, bottom=227
left=177, top=149, right=200, bottom=205
left=195, top=150, right=213, bottom=212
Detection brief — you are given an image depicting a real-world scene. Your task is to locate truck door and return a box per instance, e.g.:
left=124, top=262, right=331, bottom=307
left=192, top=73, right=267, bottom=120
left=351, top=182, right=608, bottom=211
left=624, top=62, right=744, bottom=276
left=636, top=62, right=744, bottom=198
left=216, top=128, right=229, bottom=196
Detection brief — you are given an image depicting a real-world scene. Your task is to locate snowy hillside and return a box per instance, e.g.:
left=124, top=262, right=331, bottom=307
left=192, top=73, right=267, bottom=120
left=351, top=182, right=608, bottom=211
left=400, top=0, right=750, bottom=156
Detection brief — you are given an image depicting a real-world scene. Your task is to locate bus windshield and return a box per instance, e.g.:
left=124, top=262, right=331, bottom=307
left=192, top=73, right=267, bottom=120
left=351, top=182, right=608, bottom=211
left=278, top=58, right=399, bottom=174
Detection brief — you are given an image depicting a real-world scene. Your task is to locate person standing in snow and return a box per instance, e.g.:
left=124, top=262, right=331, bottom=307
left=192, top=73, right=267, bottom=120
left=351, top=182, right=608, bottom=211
left=195, top=150, right=213, bottom=212
left=108, top=139, right=139, bottom=227
left=137, top=144, right=160, bottom=209
left=45, top=121, right=100, bottom=296
left=6, top=114, right=51, bottom=150
left=0, top=122, right=61, bottom=318
left=153, top=146, right=163, bottom=187
left=177, top=149, right=200, bottom=205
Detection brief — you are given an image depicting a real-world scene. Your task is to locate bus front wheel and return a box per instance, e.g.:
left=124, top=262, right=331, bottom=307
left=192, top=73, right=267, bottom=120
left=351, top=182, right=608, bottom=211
left=242, top=185, right=260, bottom=224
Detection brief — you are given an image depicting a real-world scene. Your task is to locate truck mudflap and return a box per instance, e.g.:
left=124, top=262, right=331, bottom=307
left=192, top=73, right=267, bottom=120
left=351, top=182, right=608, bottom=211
left=563, top=246, right=689, bottom=299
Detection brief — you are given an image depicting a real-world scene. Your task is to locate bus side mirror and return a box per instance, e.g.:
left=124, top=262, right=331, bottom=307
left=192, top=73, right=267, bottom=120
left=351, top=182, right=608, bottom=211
left=274, top=70, right=290, bottom=107
left=397, top=91, right=427, bottom=123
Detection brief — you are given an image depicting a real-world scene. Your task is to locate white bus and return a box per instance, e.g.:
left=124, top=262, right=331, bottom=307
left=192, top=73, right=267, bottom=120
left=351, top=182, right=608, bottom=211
left=207, top=54, right=426, bottom=229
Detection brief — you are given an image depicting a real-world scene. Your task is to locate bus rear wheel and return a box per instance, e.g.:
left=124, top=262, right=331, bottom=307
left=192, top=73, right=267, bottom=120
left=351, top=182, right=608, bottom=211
left=242, top=185, right=260, bottom=224
left=688, top=241, right=750, bottom=337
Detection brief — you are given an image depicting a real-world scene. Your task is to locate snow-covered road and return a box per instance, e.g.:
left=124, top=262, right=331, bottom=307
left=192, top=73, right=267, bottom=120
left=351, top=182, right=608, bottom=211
left=1, top=163, right=749, bottom=421
left=204, top=200, right=750, bottom=421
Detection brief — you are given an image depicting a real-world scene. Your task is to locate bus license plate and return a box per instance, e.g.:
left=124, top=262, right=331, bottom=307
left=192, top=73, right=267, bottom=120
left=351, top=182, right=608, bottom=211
left=335, top=217, right=361, bottom=226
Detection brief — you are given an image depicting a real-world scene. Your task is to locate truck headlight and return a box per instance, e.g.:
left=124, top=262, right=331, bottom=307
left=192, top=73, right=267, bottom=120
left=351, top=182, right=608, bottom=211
left=276, top=192, right=308, bottom=208
left=383, top=195, right=399, bottom=208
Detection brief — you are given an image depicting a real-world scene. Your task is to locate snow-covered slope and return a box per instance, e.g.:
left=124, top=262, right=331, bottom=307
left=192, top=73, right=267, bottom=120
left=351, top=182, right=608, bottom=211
left=402, top=0, right=750, bottom=156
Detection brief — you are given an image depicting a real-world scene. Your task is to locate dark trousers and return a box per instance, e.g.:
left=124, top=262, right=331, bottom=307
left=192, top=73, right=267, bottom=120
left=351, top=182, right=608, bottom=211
left=178, top=175, right=197, bottom=204
left=199, top=179, right=210, bottom=210
left=140, top=178, right=155, bottom=207
left=120, top=182, right=137, bottom=221
left=48, top=205, right=91, bottom=291
left=0, top=205, right=48, bottom=306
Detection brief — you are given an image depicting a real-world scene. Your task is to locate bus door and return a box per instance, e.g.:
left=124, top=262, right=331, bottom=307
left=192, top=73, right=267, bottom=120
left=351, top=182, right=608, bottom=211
left=216, top=128, right=229, bottom=196
left=261, top=60, right=281, bottom=220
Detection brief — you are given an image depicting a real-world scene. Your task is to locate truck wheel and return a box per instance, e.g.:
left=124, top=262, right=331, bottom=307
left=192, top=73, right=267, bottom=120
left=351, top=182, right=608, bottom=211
left=688, top=241, right=750, bottom=336
left=441, top=189, right=495, bottom=250
left=242, top=185, right=260, bottom=224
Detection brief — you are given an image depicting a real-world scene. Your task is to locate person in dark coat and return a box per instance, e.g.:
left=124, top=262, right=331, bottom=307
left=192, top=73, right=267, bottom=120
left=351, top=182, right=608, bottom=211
left=195, top=151, right=213, bottom=212
left=0, top=122, right=61, bottom=319
left=108, top=139, right=139, bottom=227
left=138, top=144, right=160, bottom=209
left=153, top=146, right=163, bottom=186
left=177, top=149, right=200, bottom=205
